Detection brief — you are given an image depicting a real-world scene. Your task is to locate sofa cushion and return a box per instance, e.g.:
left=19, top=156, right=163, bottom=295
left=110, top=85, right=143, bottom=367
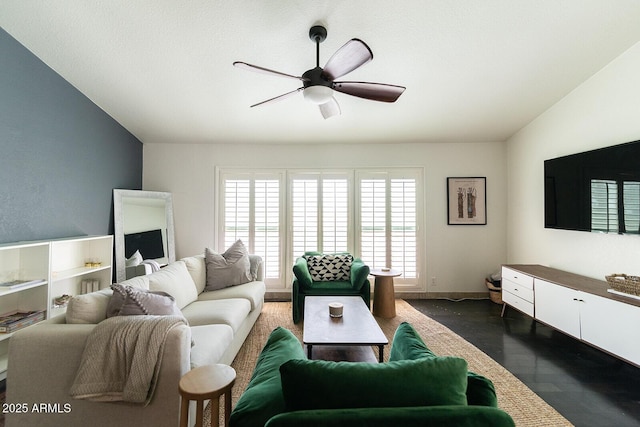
left=197, top=280, right=265, bottom=311
left=182, top=255, right=207, bottom=294
left=390, top=321, right=498, bottom=407
left=205, top=240, right=252, bottom=291
left=106, top=284, right=182, bottom=317
left=147, top=261, right=198, bottom=309
left=118, top=274, right=150, bottom=290
left=189, top=324, right=234, bottom=369
left=180, top=298, right=251, bottom=331
left=304, top=254, right=353, bottom=282
left=230, top=327, right=306, bottom=427
left=264, top=406, right=516, bottom=427
left=280, top=357, right=468, bottom=412
left=390, top=321, right=437, bottom=360
left=65, top=289, right=112, bottom=324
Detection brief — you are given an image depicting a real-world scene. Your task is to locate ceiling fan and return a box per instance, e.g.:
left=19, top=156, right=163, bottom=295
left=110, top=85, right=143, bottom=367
left=233, top=25, right=406, bottom=119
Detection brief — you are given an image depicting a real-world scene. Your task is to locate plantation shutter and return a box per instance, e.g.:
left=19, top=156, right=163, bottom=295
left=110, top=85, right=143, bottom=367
left=254, top=179, right=281, bottom=278
left=391, top=178, right=417, bottom=278
left=322, top=179, right=349, bottom=253
left=358, top=172, right=419, bottom=281
left=291, top=179, right=318, bottom=258
left=222, top=175, right=281, bottom=281
left=291, top=175, right=350, bottom=259
left=224, top=179, right=250, bottom=246
left=360, top=178, right=387, bottom=268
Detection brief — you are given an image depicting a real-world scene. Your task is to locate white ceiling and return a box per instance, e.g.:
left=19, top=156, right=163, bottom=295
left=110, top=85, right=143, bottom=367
left=2, top=1, right=640, bottom=145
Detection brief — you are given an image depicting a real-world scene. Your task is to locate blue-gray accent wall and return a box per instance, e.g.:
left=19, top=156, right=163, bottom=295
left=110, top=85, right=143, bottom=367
left=0, top=28, right=143, bottom=244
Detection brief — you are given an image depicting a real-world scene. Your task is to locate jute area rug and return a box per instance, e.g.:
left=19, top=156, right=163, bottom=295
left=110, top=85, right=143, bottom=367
left=206, top=300, right=573, bottom=427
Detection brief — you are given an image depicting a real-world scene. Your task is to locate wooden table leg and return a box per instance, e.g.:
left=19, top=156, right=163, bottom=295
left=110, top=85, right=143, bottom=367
left=224, top=389, right=232, bottom=427
left=210, top=397, right=219, bottom=427
left=196, top=399, right=204, bottom=427
left=179, top=397, right=189, bottom=427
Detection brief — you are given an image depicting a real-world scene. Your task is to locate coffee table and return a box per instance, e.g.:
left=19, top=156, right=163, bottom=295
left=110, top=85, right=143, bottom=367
left=303, top=296, right=388, bottom=363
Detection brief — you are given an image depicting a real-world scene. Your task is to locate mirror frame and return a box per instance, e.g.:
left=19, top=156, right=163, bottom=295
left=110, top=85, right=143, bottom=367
left=113, top=189, right=175, bottom=282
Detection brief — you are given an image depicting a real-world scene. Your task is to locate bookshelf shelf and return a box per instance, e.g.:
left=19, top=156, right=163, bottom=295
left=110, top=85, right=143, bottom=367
left=0, top=235, right=112, bottom=379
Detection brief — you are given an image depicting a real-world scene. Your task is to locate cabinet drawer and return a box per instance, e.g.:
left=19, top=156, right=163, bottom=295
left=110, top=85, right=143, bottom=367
left=502, top=279, right=534, bottom=303
left=502, top=267, right=534, bottom=290
left=503, top=290, right=535, bottom=317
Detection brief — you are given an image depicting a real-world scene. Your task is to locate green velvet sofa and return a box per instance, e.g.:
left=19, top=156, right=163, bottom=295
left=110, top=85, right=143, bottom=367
left=292, top=252, right=370, bottom=323
left=230, top=323, right=515, bottom=427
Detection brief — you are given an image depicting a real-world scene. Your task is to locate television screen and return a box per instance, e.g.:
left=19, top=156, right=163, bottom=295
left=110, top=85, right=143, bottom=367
left=544, top=140, right=640, bottom=234
left=124, top=229, right=165, bottom=259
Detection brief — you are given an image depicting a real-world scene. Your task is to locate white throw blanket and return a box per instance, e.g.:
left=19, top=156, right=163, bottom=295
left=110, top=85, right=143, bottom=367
left=70, top=315, right=188, bottom=405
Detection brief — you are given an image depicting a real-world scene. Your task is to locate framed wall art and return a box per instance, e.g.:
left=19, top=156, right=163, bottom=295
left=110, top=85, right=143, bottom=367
left=447, top=177, right=487, bottom=225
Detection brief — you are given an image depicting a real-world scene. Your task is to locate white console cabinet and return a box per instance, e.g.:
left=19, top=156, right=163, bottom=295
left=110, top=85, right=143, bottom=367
left=501, top=267, right=534, bottom=317
left=534, top=279, right=582, bottom=339
left=0, top=235, right=112, bottom=379
left=502, top=264, right=640, bottom=367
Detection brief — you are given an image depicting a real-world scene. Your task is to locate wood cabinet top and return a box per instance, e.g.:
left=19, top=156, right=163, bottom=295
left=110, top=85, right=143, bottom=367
left=503, top=264, right=640, bottom=308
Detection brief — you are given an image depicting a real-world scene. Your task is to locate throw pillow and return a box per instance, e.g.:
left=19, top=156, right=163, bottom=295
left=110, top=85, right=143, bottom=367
left=279, top=357, right=468, bottom=412
left=390, top=321, right=498, bottom=407
left=106, top=283, right=182, bottom=317
left=204, top=240, right=252, bottom=291
left=125, top=250, right=143, bottom=267
left=304, top=254, right=353, bottom=281
left=65, top=289, right=112, bottom=324
left=147, top=261, right=198, bottom=309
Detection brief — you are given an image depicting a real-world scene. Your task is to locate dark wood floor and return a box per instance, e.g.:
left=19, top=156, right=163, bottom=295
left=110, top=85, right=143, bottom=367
left=408, top=299, right=640, bottom=427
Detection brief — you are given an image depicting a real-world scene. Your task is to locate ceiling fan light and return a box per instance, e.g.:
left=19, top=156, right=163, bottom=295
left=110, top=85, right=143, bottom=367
left=303, top=86, right=333, bottom=104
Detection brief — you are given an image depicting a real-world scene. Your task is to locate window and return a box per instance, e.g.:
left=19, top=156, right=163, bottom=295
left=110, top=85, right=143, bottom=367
left=290, top=173, right=350, bottom=261
left=220, top=173, right=282, bottom=284
left=357, top=171, right=420, bottom=282
left=219, top=168, right=422, bottom=289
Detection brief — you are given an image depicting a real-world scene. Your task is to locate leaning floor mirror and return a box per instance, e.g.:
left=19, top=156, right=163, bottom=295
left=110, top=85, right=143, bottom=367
left=113, top=189, right=176, bottom=282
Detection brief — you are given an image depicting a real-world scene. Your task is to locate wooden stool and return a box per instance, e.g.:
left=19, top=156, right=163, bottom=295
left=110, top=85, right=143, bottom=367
left=179, top=364, right=236, bottom=427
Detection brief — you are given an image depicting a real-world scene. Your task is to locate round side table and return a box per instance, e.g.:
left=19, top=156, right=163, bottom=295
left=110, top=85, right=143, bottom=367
left=179, top=364, right=236, bottom=427
left=370, top=268, right=402, bottom=318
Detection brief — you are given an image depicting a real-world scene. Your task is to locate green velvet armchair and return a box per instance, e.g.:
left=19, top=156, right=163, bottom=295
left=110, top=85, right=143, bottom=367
left=292, top=252, right=370, bottom=323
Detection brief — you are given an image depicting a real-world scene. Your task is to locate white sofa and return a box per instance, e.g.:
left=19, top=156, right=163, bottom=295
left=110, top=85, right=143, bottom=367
left=5, top=254, right=265, bottom=427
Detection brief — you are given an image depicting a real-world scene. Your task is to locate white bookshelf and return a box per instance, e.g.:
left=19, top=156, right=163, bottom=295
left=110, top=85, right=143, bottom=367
left=0, top=235, right=113, bottom=380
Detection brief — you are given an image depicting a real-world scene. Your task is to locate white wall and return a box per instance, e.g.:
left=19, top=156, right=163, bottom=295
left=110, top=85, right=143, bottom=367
left=507, top=41, right=640, bottom=279
left=143, top=141, right=507, bottom=294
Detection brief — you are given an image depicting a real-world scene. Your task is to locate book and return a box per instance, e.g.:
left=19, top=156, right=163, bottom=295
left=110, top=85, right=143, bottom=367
left=0, top=279, right=46, bottom=290
left=0, top=310, right=46, bottom=333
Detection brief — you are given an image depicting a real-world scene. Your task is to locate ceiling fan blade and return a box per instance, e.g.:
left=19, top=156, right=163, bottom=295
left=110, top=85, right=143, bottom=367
left=333, top=81, right=406, bottom=103
left=322, top=39, right=373, bottom=80
left=233, top=61, right=305, bottom=81
left=250, top=87, right=304, bottom=108
left=319, top=97, right=341, bottom=119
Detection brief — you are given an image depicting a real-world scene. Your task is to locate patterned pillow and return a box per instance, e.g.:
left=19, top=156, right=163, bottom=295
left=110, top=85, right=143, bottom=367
left=304, top=254, right=354, bottom=281
left=106, top=283, right=182, bottom=317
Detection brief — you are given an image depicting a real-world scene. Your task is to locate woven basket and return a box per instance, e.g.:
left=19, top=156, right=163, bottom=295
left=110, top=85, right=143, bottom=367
left=486, top=280, right=503, bottom=304
left=605, top=274, right=640, bottom=296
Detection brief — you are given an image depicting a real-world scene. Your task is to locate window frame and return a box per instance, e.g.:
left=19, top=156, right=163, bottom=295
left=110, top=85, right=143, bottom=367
left=217, top=167, right=424, bottom=291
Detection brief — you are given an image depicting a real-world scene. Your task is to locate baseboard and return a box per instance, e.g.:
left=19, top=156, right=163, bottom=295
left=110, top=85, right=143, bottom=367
left=401, top=292, right=490, bottom=300
left=266, top=291, right=492, bottom=302
left=265, top=291, right=292, bottom=301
